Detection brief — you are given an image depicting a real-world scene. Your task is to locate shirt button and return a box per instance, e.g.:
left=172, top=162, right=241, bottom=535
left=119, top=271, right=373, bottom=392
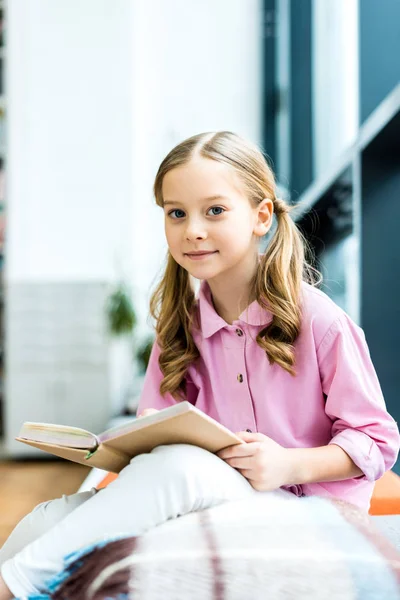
left=237, top=374, right=244, bottom=383
left=235, top=328, right=244, bottom=337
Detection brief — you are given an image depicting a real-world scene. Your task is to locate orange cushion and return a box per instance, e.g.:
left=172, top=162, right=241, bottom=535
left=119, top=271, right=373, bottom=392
left=97, top=471, right=118, bottom=489
left=97, top=469, right=400, bottom=515
left=369, top=470, right=400, bottom=515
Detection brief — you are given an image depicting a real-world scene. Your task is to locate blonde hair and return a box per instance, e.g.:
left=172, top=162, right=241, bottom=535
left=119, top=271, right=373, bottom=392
left=150, top=131, right=321, bottom=400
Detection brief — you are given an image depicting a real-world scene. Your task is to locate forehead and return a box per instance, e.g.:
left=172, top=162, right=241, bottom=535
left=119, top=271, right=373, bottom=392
left=162, top=158, right=246, bottom=204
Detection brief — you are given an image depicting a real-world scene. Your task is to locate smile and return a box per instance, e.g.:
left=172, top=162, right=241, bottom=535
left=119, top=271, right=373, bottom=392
left=184, top=251, right=218, bottom=260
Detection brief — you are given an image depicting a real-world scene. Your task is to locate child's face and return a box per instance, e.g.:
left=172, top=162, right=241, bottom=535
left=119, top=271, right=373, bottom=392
left=162, top=157, right=272, bottom=282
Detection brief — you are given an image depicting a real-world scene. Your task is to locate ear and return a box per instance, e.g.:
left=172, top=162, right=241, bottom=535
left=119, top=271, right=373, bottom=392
left=254, top=198, right=274, bottom=237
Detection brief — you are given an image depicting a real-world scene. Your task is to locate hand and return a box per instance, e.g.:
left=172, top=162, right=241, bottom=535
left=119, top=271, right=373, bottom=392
left=137, top=408, right=159, bottom=418
left=217, top=431, right=292, bottom=492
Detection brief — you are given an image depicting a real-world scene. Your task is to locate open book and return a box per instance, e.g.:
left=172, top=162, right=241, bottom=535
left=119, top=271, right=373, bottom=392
left=16, top=402, right=242, bottom=473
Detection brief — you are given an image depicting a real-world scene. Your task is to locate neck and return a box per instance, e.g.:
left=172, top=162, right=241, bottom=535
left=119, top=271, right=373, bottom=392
left=206, top=252, right=259, bottom=324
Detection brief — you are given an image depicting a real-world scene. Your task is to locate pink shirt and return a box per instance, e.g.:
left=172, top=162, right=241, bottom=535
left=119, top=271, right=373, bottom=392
left=137, top=279, right=400, bottom=511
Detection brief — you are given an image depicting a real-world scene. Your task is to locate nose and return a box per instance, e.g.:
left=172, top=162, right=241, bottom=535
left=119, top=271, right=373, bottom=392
left=184, top=218, right=207, bottom=241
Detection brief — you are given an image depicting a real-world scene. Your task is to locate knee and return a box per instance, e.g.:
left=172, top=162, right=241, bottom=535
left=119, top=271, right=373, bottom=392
left=150, top=443, right=219, bottom=473
left=150, top=444, right=232, bottom=492
left=127, top=443, right=221, bottom=483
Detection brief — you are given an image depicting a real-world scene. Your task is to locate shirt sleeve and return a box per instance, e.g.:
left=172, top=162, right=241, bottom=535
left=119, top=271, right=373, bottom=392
left=136, top=339, right=178, bottom=415
left=317, top=314, right=400, bottom=482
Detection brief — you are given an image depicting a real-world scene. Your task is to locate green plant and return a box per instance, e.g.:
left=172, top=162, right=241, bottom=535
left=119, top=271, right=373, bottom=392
left=136, top=336, right=154, bottom=373
left=106, top=283, right=137, bottom=336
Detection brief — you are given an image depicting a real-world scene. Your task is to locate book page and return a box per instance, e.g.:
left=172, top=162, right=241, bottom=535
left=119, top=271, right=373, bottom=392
left=18, top=422, right=98, bottom=450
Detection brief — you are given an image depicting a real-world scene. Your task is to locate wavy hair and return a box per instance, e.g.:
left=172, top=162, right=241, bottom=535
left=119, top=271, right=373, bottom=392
left=150, top=131, right=321, bottom=400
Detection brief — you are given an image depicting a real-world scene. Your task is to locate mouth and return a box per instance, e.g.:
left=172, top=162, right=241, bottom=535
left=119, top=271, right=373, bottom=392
left=184, top=251, right=218, bottom=260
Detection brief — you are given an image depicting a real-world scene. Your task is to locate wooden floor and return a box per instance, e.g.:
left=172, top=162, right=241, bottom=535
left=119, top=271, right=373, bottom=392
left=0, top=460, right=90, bottom=546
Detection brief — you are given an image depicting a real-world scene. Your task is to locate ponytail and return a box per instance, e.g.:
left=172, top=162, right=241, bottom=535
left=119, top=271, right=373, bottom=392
left=252, top=200, right=320, bottom=376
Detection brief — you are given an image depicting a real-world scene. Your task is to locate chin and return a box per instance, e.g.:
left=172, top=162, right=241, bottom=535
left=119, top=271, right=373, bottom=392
left=185, top=265, right=220, bottom=280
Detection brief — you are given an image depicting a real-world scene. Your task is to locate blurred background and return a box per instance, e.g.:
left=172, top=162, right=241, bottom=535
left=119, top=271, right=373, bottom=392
left=0, top=0, right=398, bottom=504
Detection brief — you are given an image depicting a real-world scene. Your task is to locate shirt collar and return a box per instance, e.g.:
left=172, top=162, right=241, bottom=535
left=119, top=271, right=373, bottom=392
left=197, top=279, right=273, bottom=339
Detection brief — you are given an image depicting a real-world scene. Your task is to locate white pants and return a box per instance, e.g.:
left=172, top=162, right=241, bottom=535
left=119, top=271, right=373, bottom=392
left=0, top=444, right=290, bottom=596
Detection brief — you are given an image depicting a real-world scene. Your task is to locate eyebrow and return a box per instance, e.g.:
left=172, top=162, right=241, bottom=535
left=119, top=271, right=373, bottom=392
left=163, top=195, right=229, bottom=207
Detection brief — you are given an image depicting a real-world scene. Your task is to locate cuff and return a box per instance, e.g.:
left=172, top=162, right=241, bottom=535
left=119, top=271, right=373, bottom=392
left=328, top=429, right=385, bottom=482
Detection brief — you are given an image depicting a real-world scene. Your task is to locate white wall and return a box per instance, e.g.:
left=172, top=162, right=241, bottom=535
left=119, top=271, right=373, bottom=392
left=7, top=0, right=264, bottom=329
left=7, top=0, right=134, bottom=282
left=131, top=0, right=264, bottom=337
left=5, top=0, right=136, bottom=452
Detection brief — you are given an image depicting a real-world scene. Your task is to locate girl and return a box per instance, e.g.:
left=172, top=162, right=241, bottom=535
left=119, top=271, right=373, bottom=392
left=0, top=131, right=398, bottom=598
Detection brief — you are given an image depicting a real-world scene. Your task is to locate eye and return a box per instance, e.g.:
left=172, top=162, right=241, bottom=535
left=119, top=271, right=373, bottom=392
left=168, top=209, right=186, bottom=219
left=207, top=206, right=225, bottom=216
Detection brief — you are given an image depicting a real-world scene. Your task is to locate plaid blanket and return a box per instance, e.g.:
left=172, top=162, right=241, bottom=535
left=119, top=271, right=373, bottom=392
left=25, top=493, right=400, bottom=600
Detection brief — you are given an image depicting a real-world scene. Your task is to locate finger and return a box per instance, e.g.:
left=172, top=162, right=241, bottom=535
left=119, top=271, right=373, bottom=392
left=237, top=468, right=254, bottom=479
left=224, top=456, right=254, bottom=470
left=217, top=441, right=261, bottom=460
left=246, top=477, right=276, bottom=492
left=245, top=477, right=267, bottom=491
